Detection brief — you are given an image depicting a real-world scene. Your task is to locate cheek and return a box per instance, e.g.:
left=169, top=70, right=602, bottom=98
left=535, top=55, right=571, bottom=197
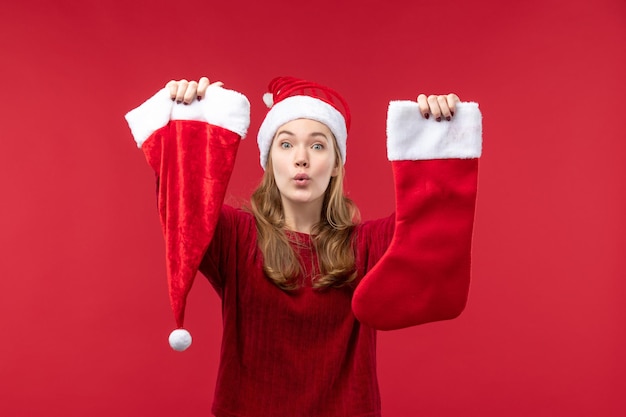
left=270, top=154, right=283, bottom=176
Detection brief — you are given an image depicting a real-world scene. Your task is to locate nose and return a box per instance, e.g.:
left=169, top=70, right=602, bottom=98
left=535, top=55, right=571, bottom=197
left=294, top=147, right=308, bottom=167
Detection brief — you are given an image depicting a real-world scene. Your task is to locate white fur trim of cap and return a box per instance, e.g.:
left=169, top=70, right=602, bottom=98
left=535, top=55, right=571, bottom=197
left=257, top=95, right=347, bottom=169
left=125, top=85, right=251, bottom=148
left=386, top=101, right=482, bottom=160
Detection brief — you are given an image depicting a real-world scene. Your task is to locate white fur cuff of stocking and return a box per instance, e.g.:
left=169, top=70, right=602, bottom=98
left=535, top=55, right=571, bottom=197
left=386, top=101, right=482, bottom=161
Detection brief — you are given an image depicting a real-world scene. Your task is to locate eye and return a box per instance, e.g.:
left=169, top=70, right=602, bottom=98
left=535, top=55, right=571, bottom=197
left=280, top=142, right=292, bottom=149
left=312, top=143, right=324, bottom=150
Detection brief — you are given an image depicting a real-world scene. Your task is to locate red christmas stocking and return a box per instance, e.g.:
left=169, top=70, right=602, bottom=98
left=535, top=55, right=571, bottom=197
left=125, top=85, right=250, bottom=349
left=352, top=100, right=482, bottom=330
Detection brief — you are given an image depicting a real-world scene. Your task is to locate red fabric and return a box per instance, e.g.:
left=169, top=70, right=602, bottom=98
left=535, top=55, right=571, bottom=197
left=137, top=106, right=478, bottom=415
left=266, top=76, right=351, bottom=130
left=141, top=121, right=241, bottom=329
left=352, top=159, right=479, bottom=330
left=199, top=206, right=394, bottom=417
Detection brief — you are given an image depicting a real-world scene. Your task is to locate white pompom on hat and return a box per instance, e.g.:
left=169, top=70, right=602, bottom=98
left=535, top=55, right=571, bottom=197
left=257, top=76, right=351, bottom=170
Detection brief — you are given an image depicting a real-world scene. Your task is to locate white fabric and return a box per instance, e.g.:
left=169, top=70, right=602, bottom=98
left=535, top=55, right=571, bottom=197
left=125, top=86, right=251, bottom=148
left=386, top=101, right=482, bottom=160
left=169, top=328, right=192, bottom=351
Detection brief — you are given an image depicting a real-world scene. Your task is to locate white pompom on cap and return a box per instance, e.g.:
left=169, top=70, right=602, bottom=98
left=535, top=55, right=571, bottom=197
left=169, top=328, right=192, bottom=351
left=263, top=92, right=274, bottom=108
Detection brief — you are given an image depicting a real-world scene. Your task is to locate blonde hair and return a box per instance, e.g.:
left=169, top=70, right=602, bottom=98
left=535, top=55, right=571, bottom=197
left=250, top=138, right=360, bottom=290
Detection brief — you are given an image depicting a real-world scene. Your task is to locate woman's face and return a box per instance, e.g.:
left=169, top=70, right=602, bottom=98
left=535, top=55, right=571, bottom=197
left=269, top=118, right=339, bottom=212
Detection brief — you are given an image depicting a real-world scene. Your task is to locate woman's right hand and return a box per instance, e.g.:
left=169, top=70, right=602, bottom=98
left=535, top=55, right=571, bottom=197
left=166, top=76, right=224, bottom=104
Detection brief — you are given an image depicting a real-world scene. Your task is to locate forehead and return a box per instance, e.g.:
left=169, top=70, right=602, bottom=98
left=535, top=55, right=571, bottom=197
left=276, top=118, right=333, bottom=137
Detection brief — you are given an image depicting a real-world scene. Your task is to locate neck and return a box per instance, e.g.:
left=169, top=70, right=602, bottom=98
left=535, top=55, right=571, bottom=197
left=282, top=200, right=323, bottom=234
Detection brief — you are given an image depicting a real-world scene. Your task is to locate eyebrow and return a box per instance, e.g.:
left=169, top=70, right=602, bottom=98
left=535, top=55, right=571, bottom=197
left=275, top=130, right=329, bottom=141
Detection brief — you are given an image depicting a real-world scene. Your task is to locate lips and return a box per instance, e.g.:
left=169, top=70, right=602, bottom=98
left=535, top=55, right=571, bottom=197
left=293, top=173, right=311, bottom=185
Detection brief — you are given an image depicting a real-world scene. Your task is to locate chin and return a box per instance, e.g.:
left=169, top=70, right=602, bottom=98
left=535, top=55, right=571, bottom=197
left=284, top=193, right=323, bottom=206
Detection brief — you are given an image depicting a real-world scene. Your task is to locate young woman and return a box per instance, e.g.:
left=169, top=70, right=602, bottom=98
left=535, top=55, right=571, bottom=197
left=125, top=75, right=482, bottom=417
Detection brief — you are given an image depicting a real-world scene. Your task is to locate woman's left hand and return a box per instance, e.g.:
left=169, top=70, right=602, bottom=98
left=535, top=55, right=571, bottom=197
left=417, top=93, right=460, bottom=121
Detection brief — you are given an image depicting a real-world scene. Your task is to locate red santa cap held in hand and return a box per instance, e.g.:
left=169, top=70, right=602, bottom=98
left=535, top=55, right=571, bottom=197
left=125, top=84, right=250, bottom=351
left=257, top=76, right=351, bottom=169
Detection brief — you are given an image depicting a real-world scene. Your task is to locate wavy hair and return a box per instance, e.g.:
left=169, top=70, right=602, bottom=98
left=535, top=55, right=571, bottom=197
left=249, top=138, right=360, bottom=290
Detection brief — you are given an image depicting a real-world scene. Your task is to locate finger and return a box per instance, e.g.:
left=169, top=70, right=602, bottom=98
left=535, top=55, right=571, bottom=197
left=427, top=95, right=442, bottom=121
left=446, top=93, right=460, bottom=117
left=175, top=79, right=189, bottom=103
left=196, top=77, right=210, bottom=100
left=183, top=80, right=198, bottom=104
left=417, top=94, right=430, bottom=119
left=166, top=80, right=178, bottom=101
left=437, top=95, right=452, bottom=121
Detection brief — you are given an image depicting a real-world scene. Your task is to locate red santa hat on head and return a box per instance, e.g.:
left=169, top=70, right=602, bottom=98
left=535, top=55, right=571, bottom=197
left=257, top=76, right=351, bottom=169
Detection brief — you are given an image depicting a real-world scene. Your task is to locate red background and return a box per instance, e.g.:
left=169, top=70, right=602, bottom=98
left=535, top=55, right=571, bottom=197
left=1, top=0, right=624, bottom=415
